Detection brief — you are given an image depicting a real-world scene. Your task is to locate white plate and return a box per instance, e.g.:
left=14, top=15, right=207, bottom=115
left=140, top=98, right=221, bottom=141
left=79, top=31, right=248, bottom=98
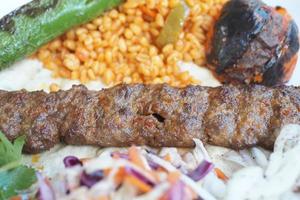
left=0, top=0, right=299, bottom=86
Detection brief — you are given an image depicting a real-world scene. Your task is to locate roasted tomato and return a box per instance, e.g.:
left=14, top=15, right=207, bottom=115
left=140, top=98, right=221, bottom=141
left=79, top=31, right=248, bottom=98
left=207, top=0, right=299, bottom=86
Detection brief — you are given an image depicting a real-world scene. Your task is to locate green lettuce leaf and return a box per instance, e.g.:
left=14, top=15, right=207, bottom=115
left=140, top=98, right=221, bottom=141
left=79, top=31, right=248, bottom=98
left=0, top=166, right=37, bottom=199
left=0, top=131, right=37, bottom=199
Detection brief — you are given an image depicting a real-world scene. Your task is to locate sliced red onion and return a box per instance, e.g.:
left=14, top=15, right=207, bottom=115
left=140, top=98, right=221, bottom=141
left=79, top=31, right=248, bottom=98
left=167, top=180, right=186, bottom=200
left=145, top=152, right=163, bottom=170
left=36, top=173, right=56, bottom=200
left=125, top=167, right=155, bottom=187
left=80, top=170, right=104, bottom=188
left=188, top=160, right=214, bottom=182
left=148, top=159, right=160, bottom=170
left=111, top=152, right=129, bottom=159
left=63, top=156, right=82, bottom=168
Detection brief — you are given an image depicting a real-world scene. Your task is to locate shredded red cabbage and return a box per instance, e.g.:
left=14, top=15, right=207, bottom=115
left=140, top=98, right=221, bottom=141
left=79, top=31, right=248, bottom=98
left=36, top=173, right=55, bottom=200
left=111, top=152, right=129, bottom=159
left=167, top=180, right=186, bottom=200
left=188, top=160, right=214, bottom=182
left=80, top=170, right=104, bottom=188
left=148, top=159, right=160, bottom=170
left=63, top=156, right=82, bottom=168
left=125, top=167, right=155, bottom=187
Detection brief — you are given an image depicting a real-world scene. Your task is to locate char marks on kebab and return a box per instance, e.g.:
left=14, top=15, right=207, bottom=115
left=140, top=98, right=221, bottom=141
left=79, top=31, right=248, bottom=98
left=0, top=84, right=300, bottom=153
left=207, top=0, right=299, bottom=86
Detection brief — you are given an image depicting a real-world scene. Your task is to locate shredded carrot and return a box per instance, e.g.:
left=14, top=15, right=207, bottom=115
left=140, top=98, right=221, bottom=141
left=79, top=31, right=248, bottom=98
left=103, top=168, right=112, bottom=176
left=115, top=167, right=126, bottom=185
left=80, top=158, right=92, bottom=164
left=167, top=171, right=181, bottom=184
left=112, top=153, right=120, bottom=159
left=214, top=168, right=228, bottom=181
left=159, top=194, right=168, bottom=200
left=98, top=196, right=109, bottom=200
left=125, top=175, right=152, bottom=193
left=155, top=166, right=167, bottom=173
left=128, top=146, right=146, bottom=169
left=164, top=153, right=172, bottom=162
left=149, top=171, right=161, bottom=182
left=186, top=186, right=198, bottom=200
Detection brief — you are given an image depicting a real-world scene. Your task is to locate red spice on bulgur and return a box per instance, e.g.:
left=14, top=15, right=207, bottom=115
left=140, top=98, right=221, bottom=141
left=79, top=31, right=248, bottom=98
left=36, top=0, right=227, bottom=87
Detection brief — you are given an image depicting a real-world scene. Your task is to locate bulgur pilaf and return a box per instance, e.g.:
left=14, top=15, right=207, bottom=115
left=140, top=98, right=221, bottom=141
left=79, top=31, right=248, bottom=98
left=36, top=0, right=227, bottom=87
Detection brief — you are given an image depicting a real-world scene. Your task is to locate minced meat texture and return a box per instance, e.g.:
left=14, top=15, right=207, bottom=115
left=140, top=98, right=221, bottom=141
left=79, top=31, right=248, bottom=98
left=0, top=84, right=299, bottom=153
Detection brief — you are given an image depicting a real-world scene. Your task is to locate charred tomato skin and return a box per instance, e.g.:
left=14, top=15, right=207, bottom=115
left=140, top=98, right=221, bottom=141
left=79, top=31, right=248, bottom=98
left=207, top=0, right=300, bottom=86
left=208, top=0, right=270, bottom=73
left=262, top=16, right=300, bottom=86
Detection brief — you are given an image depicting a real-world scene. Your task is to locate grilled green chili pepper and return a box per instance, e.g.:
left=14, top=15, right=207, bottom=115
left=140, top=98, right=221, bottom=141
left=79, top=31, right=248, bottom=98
left=0, top=0, right=123, bottom=70
left=156, top=3, right=186, bottom=48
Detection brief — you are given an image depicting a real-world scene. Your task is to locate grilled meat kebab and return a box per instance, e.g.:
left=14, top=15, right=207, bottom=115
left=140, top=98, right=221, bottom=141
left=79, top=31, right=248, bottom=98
left=0, top=84, right=300, bottom=153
